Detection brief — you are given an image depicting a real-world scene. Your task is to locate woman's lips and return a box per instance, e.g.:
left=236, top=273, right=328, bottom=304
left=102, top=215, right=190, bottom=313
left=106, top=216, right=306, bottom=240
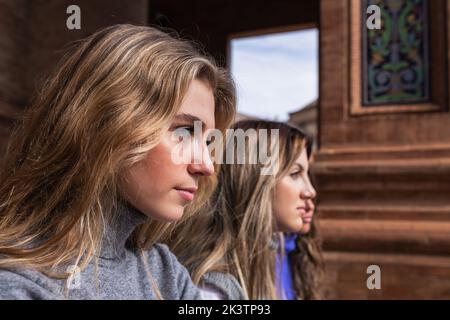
left=175, top=187, right=196, bottom=202
left=297, top=207, right=313, bottom=223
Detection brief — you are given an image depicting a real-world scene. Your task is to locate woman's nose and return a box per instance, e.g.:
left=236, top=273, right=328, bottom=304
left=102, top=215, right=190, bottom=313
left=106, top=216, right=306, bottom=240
left=301, top=183, right=317, bottom=199
left=188, top=144, right=214, bottom=176
left=188, top=160, right=214, bottom=176
left=301, top=190, right=314, bottom=199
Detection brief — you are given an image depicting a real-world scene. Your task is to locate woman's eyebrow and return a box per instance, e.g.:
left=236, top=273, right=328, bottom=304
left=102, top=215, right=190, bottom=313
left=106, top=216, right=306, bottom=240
left=293, top=163, right=305, bottom=171
left=173, top=113, right=206, bottom=129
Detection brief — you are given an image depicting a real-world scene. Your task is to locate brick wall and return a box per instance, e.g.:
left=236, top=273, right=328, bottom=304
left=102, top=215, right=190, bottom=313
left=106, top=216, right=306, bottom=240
left=0, top=0, right=29, bottom=151
left=0, top=0, right=148, bottom=153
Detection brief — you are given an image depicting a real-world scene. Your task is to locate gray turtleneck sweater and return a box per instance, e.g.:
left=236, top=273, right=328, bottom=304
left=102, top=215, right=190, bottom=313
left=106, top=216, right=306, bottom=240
left=0, top=201, right=202, bottom=300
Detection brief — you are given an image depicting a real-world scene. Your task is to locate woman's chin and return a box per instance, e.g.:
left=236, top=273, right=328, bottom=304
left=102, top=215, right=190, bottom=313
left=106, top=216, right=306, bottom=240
left=299, top=223, right=311, bottom=235
left=164, top=210, right=185, bottom=222
left=151, top=206, right=185, bottom=222
left=282, top=221, right=304, bottom=233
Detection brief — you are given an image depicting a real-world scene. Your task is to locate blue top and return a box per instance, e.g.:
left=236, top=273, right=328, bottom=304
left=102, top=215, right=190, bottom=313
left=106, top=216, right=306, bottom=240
left=275, top=234, right=298, bottom=300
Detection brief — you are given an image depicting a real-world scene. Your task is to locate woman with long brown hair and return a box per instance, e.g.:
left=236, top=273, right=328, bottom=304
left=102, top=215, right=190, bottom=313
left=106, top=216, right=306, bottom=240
left=279, top=200, right=325, bottom=300
left=165, top=119, right=324, bottom=299
left=0, top=24, right=235, bottom=299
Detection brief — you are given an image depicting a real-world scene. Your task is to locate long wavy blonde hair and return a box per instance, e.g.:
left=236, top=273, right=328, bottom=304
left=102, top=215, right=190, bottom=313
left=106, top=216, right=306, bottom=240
left=0, top=25, right=235, bottom=289
left=165, top=120, right=312, bottom=299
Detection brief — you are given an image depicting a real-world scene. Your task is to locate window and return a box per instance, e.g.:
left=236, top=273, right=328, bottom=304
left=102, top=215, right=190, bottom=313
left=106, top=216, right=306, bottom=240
left=229, top=27, right=319, bottom=121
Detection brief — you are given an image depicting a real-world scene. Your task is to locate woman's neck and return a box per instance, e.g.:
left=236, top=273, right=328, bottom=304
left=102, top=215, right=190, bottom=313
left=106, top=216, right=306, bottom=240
left=99, top=200, right=149, bottom=260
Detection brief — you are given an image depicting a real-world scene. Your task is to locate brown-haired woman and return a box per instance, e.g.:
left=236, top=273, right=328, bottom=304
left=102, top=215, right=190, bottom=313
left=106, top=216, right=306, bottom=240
left=278, top=200, right=325, bottom=300
left=165, top=120, right=324, bottom=299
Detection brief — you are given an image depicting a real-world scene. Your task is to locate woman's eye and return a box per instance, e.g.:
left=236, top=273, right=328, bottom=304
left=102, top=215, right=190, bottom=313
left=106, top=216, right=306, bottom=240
left=290, top=171, right=301, bottom=178
left=175, top=125, right=195, bottom=134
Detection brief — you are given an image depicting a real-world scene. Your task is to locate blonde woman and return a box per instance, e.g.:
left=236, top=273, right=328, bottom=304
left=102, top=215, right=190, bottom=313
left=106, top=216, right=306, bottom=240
left=165, top=120, right=321, bottom=299
left=0, top=24, right=235, bottom=299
